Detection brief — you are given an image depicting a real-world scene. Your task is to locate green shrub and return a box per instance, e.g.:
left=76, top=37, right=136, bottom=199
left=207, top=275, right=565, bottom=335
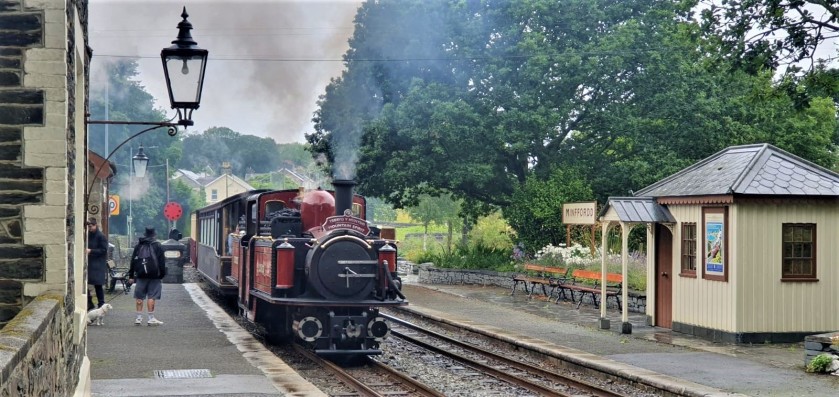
left=806, top=353, right=835, bottom=373
left=426, top=244, right=515, bottom=272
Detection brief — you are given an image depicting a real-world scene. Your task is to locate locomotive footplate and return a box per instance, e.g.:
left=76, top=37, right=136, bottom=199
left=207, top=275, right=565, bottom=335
left=249, top=289, right=408, bottom=307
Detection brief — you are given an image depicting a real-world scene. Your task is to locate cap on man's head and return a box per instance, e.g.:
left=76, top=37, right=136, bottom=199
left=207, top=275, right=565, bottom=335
left=144, top=227, right=156, bottom=237
left=87, top=217, right=97, bottom=226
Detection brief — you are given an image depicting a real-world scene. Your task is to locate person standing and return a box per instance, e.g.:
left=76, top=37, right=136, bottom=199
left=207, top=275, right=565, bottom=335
left=86, top=217, right=108, bottom=311
left=127, top=227, right=167, bottom=326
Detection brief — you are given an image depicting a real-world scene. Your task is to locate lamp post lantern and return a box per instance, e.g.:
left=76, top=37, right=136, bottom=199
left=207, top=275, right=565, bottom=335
left=161, top=7, right=209, bottom=127
left=85, top=7, right=208, bottom=222
left=132, top=145, right=149, bottom=178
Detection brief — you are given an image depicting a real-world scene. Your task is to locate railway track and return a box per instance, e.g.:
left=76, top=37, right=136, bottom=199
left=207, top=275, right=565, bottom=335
left=293, top=344, right=444, bottom=397
left=383, top=313, right=630, bottom=397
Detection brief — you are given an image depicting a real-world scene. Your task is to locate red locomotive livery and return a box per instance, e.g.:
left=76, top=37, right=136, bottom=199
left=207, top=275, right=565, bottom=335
left=192, top=180, right=406, bottom=357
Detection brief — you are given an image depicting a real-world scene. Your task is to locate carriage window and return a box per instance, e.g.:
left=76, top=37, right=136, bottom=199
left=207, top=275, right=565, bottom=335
left=351, top=203, right=361, bottom=217
left=681, top=223, right=696, bottom=276
left=782, top=223, right=816, bottom=280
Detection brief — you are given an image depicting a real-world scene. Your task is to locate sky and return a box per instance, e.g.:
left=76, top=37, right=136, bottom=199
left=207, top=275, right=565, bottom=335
left=88, top=0, right=362, bottom=144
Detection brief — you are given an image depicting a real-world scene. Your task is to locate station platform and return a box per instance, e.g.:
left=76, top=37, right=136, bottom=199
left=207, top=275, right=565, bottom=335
left=87, top=276, right=839, bottom=396
left=87, top=283, right=325, bottom=397
left=400, top=279, right=839, bottom=396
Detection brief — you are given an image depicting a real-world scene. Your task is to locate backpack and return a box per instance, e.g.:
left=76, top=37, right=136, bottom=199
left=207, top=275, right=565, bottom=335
left=133, top=242, right=161, bottom=279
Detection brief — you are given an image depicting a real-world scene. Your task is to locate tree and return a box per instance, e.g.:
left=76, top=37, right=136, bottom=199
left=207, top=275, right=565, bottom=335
left=180, top=127, right=280, bottom=176
left=405, top=193, right=460, bottom=252
left=504, top=167, right=594, bottom=253
left=700, top=0, right=839, bottom=72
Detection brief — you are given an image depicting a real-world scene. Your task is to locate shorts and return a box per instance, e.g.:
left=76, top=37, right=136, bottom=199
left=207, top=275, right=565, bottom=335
left=134, top=278, right=162, bottom=300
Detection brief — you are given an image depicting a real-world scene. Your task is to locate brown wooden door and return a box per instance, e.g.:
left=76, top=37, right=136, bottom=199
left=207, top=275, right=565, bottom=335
left=655, top=224, right=673, bottom=328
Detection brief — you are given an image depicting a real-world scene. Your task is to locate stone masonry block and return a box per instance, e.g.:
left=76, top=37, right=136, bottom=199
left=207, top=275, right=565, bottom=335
left=0, top=207, right=21, bottom=218
left=44, top=167, right=65, bottom=181
left=805, top=341, right=828, bottom=351
left=0, top=258, right=43, bottom=279
left=44, top=99, right=65, bottom=116
left=23, top=60, right=65, bottom=76
left=23, top=152, right=66, bottom=168
left=24, top=126, right=64, bottom=140
left=24, top=217, right=63, bottom=232
left=0, top=0, right=21, bottom=12
left=27, top=139, right=65, bottom=154
left=0, top=127, right=21, bottom=143
left=0, top=193, right=41, bottom=205
left=0, top=105, right=43, bottom=125
left=0, top=280, right=22, bottom=304
left=0, top=57, right=21, bottom=69
left=44, top=180, right=66, bottom=194
left=43, top=23, right=65, bottom=49
left=24, top=205, right=64, bottom=219
left=44, top=113, right=66, bottom=128
left=0, top=71, right=22, bottom=86
left=42, top=192, right=65, bottom=206
left=0, top=163, right=41, bottom=179
left=44, top=265, right=65, bottom=284
left=0, top=144, right=22, bottom=161
left=43, top=87, right=66, bottom=102
left=22, top=282, right=63, bottom=297
left=24, top=0, right=65, bottom=10
left=0, top=90, right=42, bottom=104
left=24, top=48, right=63, bottom=61
left=23, top=230, right=63, bottom=245
left=23, top=73, right=65, bottom=89
left=44, top=9, right=65, bottom=23
left=0, top=13, right=41, bottom=31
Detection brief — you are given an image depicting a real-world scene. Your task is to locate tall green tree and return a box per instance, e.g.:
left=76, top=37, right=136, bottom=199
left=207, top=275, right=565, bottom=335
left=180, top=127, right=281, bottom=176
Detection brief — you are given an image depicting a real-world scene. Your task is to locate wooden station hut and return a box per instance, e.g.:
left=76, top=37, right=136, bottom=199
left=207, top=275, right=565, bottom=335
left=600, top=143, right=839, bottom=343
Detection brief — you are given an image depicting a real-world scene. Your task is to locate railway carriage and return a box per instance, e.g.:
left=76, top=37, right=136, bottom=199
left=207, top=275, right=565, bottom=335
left=192, top=181, right=407, bottom=357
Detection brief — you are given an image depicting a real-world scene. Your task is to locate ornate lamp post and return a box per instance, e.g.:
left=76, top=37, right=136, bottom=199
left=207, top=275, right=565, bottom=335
left=85, top=7, right=208, bottom=219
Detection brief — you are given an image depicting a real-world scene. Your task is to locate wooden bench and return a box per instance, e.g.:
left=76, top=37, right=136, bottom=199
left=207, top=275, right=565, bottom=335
left=511, top=264, right=568, bottom=299
left=556, top=269, right=622, bottom=309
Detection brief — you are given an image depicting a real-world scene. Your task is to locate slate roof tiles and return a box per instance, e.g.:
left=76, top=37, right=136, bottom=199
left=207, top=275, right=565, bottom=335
left=635, top=144, right=839, bottom=197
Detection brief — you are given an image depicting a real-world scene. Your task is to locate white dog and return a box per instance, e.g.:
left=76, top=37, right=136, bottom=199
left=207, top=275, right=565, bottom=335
left=87, top=303, right=113, bottom=326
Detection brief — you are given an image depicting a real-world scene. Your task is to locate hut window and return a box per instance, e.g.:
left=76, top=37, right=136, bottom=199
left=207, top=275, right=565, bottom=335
left=680, top=223, right=696, bottom=275
left=211, top=189, right=218, bottom=201
left=781, top=223, right=816, bottom=279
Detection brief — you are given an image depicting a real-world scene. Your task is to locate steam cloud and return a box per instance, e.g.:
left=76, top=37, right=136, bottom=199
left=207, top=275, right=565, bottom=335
left=88, top=0, right=361, bottom=144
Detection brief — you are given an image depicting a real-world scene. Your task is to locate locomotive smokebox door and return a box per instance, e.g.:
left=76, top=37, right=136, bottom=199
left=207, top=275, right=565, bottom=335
left=306, top=235, right=377, bottom=300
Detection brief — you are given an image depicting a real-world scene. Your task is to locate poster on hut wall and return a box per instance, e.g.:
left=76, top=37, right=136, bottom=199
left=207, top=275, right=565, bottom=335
left=704, top=210, right=725, bottom=277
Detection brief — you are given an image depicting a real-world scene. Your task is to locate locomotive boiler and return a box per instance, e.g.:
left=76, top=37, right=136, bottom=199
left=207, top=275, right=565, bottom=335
left=193, top=180, right=407, bottom=357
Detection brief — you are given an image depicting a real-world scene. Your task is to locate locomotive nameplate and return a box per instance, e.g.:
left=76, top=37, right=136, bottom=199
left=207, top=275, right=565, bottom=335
left=323, top=215, right=370, bottom=235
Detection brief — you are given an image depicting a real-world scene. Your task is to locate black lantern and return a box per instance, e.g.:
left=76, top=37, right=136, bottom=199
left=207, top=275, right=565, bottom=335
left=161, top=7, right=208, bottom=127
left=132, top=145, right=150, bottom=178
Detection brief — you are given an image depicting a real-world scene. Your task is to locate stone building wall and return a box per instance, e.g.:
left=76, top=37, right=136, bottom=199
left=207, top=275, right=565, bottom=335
left=0, top=0, right=90, bottom=395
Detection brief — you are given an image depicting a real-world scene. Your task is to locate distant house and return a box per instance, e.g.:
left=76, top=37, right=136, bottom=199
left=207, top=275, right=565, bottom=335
left=279, top=167, right=316, bottom=189
left=87, top=151, right=117, bottom=236
left=172, top=169, right=254, bottom=204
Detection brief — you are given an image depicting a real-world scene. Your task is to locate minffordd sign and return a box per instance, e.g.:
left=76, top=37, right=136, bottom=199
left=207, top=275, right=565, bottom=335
left=562, top=202, right=597, bottom=225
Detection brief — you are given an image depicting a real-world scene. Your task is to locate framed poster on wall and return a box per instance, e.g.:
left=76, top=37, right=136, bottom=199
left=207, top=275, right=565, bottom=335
left=702, top=207, right=728, bottom=281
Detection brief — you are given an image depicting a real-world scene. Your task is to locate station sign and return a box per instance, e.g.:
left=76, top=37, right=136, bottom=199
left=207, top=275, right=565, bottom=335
left=109, top=195, right=120, bottom=216
left=562, top=202, right=597, bottom=225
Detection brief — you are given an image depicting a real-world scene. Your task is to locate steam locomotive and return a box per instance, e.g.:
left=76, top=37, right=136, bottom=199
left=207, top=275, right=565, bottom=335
left=191, top=180, right=407, bottom=357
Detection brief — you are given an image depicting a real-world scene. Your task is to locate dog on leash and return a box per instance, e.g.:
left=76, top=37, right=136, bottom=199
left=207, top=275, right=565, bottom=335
left=87, top=303, right=113, bottom=326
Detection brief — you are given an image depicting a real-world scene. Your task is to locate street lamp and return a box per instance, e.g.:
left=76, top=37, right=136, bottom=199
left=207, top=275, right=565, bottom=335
left=132, top=145, right=149, bottom=178
left=85, top=7, right=208, bottom=218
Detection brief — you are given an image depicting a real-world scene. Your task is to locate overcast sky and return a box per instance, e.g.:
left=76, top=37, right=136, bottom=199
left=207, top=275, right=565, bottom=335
left=88, top=0, right=362, bottom=143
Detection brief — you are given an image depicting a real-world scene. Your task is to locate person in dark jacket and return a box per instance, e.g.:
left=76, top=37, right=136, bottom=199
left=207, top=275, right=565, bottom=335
left=127, top=227, right=167, bottom=326
left=86, top=217, right=109, bottom=311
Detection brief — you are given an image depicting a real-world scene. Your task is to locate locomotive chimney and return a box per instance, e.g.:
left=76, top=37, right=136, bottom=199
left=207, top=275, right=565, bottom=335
left=332, top=179, right=356, bottom=216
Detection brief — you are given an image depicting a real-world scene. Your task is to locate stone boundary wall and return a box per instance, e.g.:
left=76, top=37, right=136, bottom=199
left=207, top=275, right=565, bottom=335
left=0, top=294, right=83, bottom=396
left=417, top=266, right=646, bottom=313
left=804, top=332, right=839, bottom=366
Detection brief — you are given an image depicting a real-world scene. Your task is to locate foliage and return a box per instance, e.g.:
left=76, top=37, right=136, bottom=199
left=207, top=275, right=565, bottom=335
left=699, top=0, right=839, bottom=72
left=405, top=192, right=461, bottom=251
left=425, top=244, right=515, bottom=272
left=504, top=167, right=594, bottom=253
left=524, top=243, right=648, bottom=291
left=311, top=0, right=839, bottom=217
left=468, top=212, right=514, bottom=251
left=805, top=353, right=835, bottom=373
left=180, top=127, right=281, bottom=177
left=367, top=197, right=397, bottom=223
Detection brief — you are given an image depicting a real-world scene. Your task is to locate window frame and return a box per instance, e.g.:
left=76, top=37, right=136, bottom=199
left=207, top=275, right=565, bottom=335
left=781, top=223, right=817, bottom=281
left=211, top=189, right=218, bottom=201
left=680, top=222, right=697, bottom=277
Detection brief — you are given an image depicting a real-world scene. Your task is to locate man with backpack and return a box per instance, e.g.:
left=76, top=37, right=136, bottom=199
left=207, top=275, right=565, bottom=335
left=127, top=227, right=167, bottom=326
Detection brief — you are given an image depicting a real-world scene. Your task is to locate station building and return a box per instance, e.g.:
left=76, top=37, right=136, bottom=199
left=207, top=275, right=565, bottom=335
left=620, top=143, right=839, bottom=343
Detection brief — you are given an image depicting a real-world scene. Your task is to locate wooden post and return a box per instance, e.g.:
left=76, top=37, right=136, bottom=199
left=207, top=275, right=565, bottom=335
left=566, top=224, right=570, bottom=247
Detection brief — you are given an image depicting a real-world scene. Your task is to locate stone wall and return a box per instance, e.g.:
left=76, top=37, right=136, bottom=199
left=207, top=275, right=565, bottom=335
left=417, top=265, right=647, bottom=313
left=0, top=294, right=83, bottom=396
left=804, top=332, right=839, bottom=366
left=0, top=0, right=90, bottom=394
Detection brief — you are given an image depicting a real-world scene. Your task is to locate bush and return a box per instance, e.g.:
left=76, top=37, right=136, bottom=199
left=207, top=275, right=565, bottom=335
left=806, top=353, right=835, bottom=373
left=426, top=244, right=515, bottom=272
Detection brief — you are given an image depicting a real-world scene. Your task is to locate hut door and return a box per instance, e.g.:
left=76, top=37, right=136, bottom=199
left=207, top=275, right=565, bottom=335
left=655, top=224, right=673, bottom=328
